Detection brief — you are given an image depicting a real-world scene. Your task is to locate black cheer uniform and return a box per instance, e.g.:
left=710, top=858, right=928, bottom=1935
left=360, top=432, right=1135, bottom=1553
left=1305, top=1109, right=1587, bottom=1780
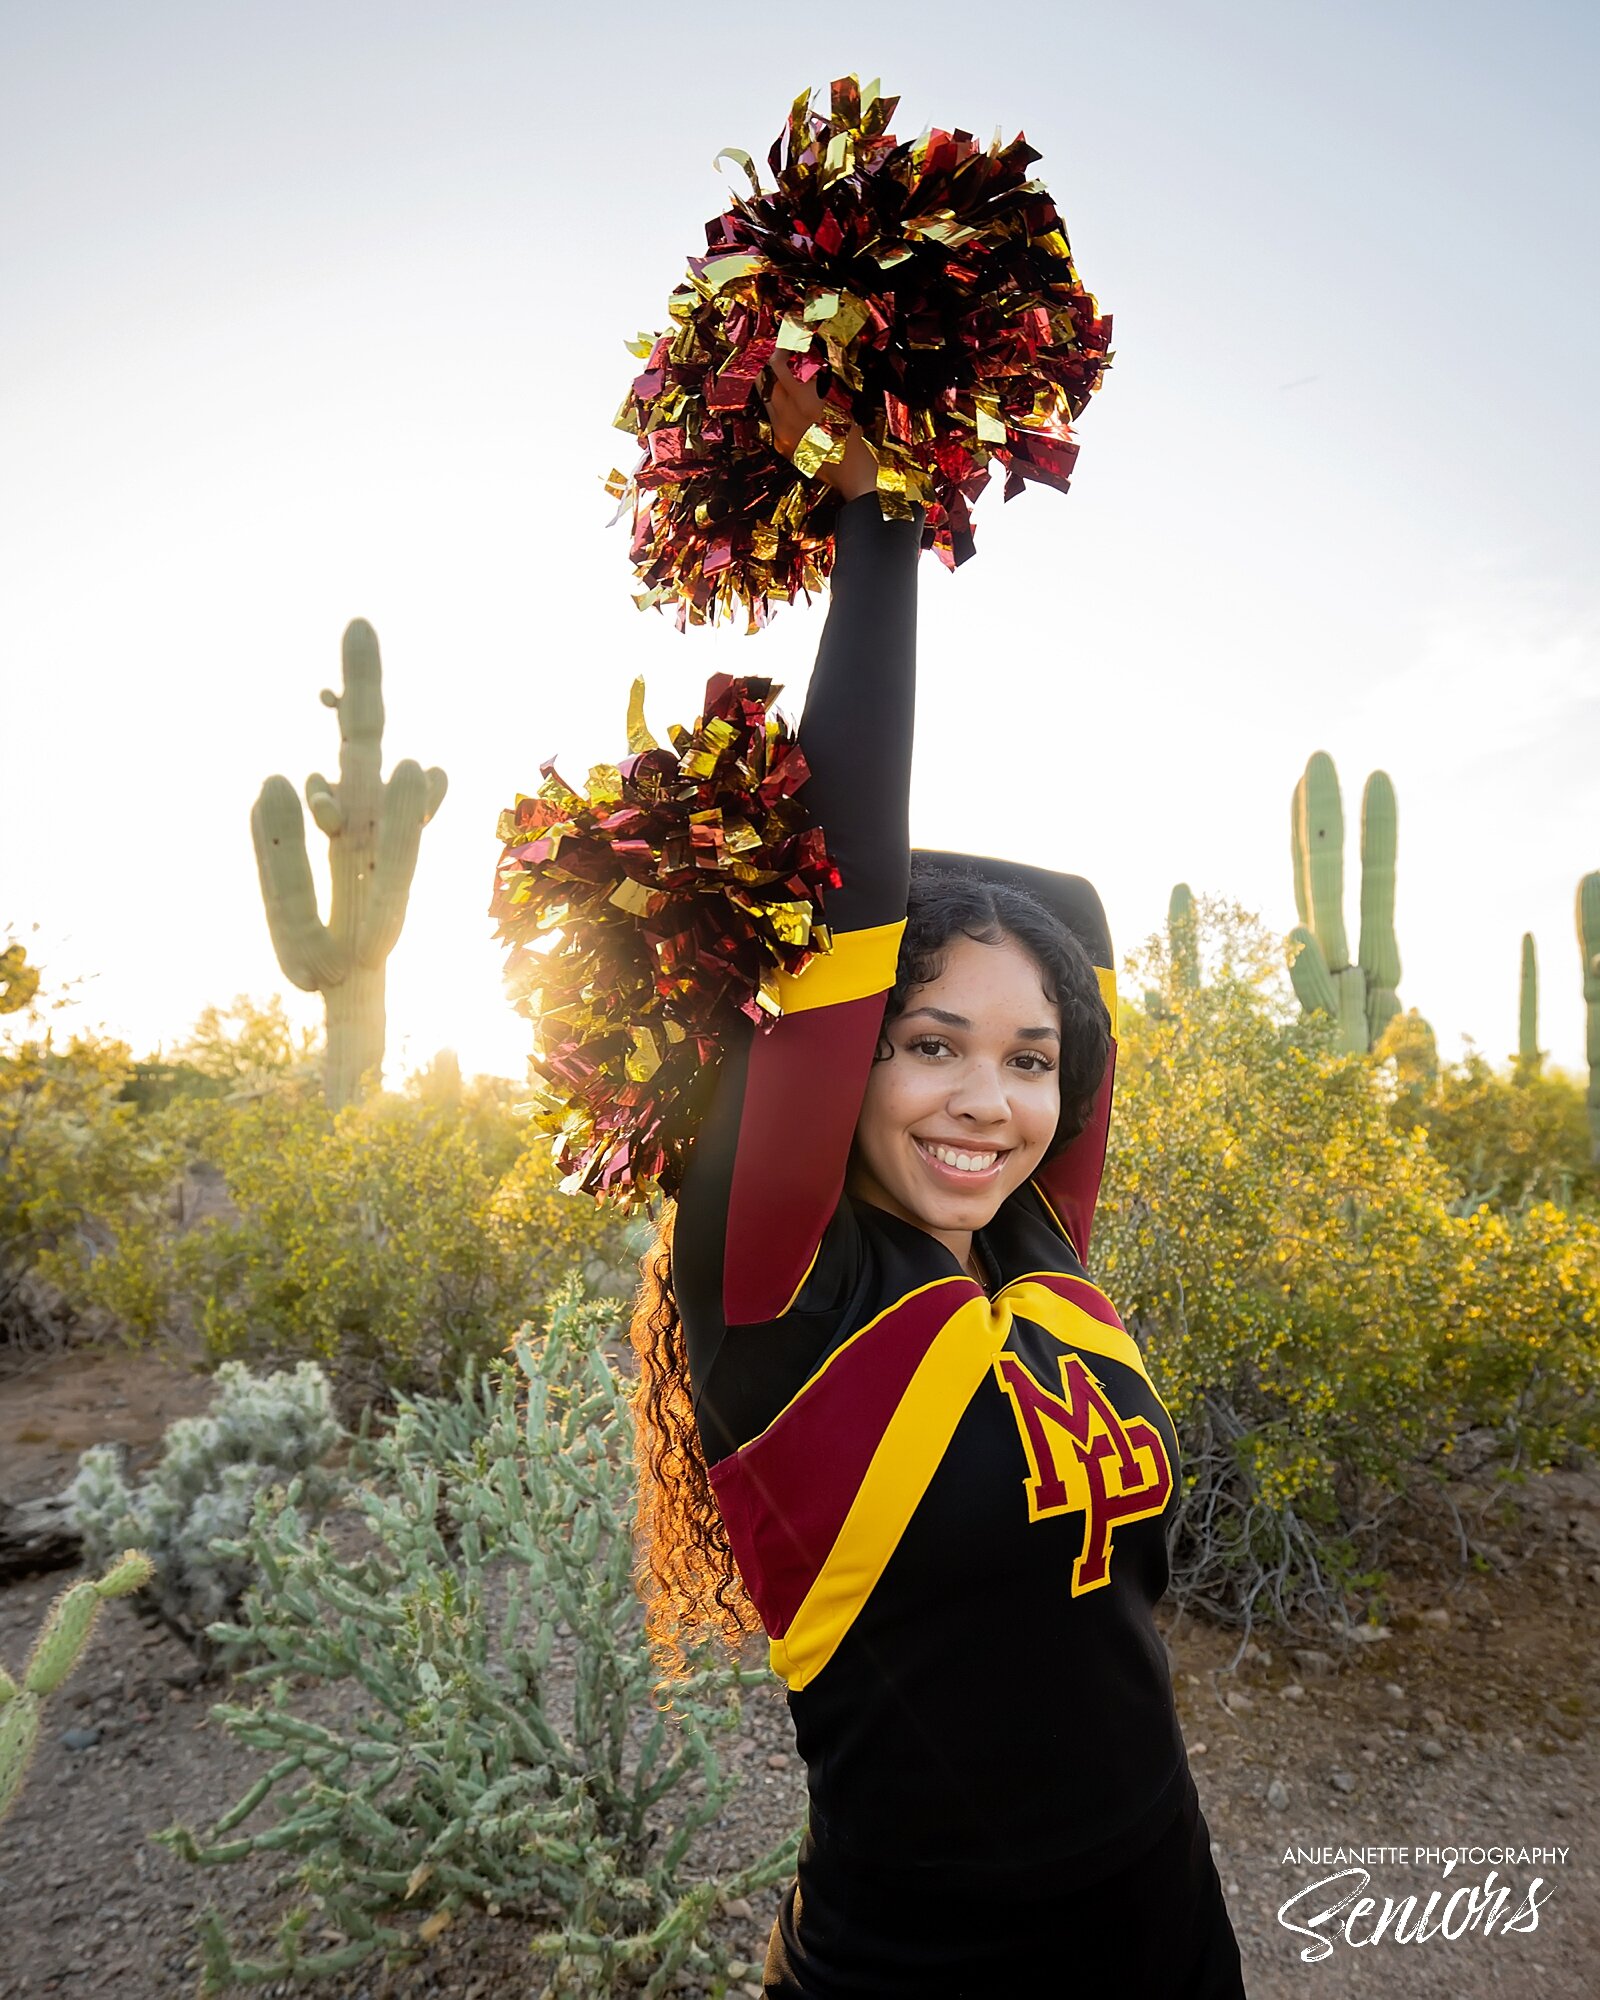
left=674, top=494, right=1246, bottom=1999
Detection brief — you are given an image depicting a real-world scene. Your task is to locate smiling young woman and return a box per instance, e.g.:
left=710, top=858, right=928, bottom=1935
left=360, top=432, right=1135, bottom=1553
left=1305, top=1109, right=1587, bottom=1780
left=627, top=360, right=1247, bottom=1995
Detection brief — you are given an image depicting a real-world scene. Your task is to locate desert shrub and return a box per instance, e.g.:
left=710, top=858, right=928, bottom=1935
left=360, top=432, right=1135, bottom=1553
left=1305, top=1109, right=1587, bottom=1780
left=161, top=1276, right=793, bottom=1997
left=0, top=1028, right=181, bottom=1358
left=119, top=994, right=324, bottom=1113
left=1098, top=898, right=1600, bottom=1637
left=67, top=1359, right=342, bottom=1659
left=1409, top=1050, right=1597, bottom=1214
left=70, top=1083, right=633, bottom=1409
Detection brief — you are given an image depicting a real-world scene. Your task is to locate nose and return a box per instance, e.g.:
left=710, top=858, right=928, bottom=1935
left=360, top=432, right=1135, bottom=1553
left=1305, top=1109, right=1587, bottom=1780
left=945, top=1058, right=1010, bottom=1127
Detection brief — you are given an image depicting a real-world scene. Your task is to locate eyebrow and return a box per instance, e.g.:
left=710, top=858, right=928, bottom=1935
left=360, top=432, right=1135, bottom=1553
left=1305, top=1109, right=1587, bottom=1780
left=899, top=1006, right=1060, bottom=1043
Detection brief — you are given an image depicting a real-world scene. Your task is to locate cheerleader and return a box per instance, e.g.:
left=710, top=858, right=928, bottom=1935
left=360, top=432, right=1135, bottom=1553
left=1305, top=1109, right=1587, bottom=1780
left=626, top=356, right=1249, bottom=1997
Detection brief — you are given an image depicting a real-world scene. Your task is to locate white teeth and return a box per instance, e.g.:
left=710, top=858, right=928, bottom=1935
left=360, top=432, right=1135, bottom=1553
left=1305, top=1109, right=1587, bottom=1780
left=921, top=1141, right=1000, bottom=1173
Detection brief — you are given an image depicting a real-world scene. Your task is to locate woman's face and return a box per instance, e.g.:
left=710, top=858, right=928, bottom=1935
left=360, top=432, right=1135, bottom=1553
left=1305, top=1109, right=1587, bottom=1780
left=847, top=931, right=1062, bottom=1256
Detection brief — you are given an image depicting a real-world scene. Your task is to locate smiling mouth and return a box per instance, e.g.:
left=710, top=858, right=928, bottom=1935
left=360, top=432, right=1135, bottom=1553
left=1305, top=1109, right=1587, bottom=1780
left=913, top=1137, right=1011, bottom=1182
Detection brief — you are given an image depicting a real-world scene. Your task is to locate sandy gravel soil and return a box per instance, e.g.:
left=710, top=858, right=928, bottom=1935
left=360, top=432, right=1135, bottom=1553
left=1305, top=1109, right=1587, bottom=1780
left=2, top=1348, right=1595, bottom=1998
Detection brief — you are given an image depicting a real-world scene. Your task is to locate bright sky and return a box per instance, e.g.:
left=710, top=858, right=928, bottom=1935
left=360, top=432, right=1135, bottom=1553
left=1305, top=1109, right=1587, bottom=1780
left=4, top=1, right=1596, bottom=1081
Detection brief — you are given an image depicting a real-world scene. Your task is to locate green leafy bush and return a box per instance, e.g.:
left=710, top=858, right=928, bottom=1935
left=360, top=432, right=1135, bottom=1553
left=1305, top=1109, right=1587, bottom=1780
left=1099, top=898, right=1600, bottom=1635
left=68, top=1359, right=342, bottom=1658
left=161, top=1277, right=794, bottom=1996
left=71, top=1081, right=634, bottom=1408
left=1, top=1028, right=180, bottom=1356
left=1409, top=1050, right=1597, bottom=1214
left=120, top=994, right=323, bottom=1113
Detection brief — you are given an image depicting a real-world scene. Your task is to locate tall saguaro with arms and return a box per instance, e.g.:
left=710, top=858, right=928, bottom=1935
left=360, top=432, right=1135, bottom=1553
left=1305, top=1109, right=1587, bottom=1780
left=1288, top=750, right=1402, bottom=1054
left=251, top=619, right=447, bottom=1108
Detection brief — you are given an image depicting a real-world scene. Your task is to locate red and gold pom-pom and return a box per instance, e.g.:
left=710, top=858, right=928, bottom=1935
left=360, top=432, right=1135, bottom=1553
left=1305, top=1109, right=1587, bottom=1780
left=491, top=676, right=837, bottom=1207
left=610, top=75, right=1113, bottom=631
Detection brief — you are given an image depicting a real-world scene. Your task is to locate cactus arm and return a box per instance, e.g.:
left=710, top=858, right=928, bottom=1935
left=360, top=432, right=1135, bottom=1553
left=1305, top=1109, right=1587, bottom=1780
left=1291, top=775, right=1311, bottom=930
left=0, top=1679, right=36, bottom=1826
left=1288, top=926, right=1338, bottom=1016
left=1357, top=772, right=1400, bottom=988
left=1300, top=752, right=1350, bottom=971
left=1, top=1551, right=152, bottom=1827
left=423, top=765, right=449, bottom=820
left=1358, top=770, right=1401, bottom=1044
left=1579, top=874, right=1600, bottom=1161
left=357, top=760, right=431, bottom=967
left=251, top=778, right=345, bottom=992
left=305, top=773, right=343, bottom=836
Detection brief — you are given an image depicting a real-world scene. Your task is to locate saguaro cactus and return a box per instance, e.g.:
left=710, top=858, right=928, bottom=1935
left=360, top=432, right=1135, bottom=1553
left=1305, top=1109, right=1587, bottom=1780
left=1167, top=882, right=1198, bottom=994
left=1288, top=752, right=1402, bottom=1053
left=1517, top=932, right=1541, bottom=1076
left=1141, top=883, right=1197, bottom=1018
left=252, top=621, right=446, bottom=1108
left=1579, top=874, right=1600, bottom=1162
left=1, top=1551, right=153, bottom=1827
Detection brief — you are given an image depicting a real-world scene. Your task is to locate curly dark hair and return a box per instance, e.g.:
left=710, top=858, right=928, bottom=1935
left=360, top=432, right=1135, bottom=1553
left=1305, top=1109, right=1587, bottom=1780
left=629, top=860, right=1111, bottom=1676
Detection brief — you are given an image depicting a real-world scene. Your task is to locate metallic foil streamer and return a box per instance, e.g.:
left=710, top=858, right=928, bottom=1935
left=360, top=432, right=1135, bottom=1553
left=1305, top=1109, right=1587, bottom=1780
left=491, top=676, right=840, bottom=1208
left=612, top=75, right=1113, bottom=622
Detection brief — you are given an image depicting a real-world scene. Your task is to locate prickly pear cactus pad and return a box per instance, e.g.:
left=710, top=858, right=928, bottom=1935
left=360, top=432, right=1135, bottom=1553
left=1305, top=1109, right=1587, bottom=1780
left=611, top=75, right=1113, bottom=629
left=491, top=675, right=838, bottom=1206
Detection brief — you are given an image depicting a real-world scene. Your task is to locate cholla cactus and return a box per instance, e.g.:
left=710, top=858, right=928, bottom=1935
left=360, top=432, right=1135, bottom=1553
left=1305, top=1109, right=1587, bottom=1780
left=1, top=1551, right=153, bottom=1826
left=160, top=1275, right=794, bottom=1997
left=68, top=1361, right=340, bottom=1653
left=251, top=619, right=447, bottom=1108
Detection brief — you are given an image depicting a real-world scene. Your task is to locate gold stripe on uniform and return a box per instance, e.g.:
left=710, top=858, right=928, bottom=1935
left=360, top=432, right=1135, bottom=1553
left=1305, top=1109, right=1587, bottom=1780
left=770, top=1292, right=1005, bottom=1690
left=774, top=918, right=907, bottom=1014
left=1095, top=963, right=1119, bottom=1038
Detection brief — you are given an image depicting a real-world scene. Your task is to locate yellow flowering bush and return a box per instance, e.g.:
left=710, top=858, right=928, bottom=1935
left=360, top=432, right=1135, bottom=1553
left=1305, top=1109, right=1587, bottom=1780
left=202, top=1097, right=609, bottom=1382
left=1409, top=1049, right=1597, bottom=1213
left=2, top=1029, right=180, bottom=1356
left=65, top=1073, right=635, bottom=1409
left=1098, top=899, right=1600, bottom=1630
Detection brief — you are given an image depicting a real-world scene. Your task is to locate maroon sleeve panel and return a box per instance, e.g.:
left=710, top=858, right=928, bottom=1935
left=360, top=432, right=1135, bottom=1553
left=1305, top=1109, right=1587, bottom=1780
left=722, top=992, right=892, bottom=1328
left=672, top=496, right=923, bottom=1454
left=1030, top=1038, right=1117, bottom=1264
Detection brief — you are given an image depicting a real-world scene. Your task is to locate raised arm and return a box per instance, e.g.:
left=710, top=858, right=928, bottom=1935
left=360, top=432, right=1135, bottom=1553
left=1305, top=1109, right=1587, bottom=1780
left=673, top=385, right=920, bottom=1418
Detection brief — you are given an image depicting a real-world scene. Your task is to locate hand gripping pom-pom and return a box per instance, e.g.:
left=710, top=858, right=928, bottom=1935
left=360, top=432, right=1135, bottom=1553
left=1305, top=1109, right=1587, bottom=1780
left=610, top=75, right=1113, bottom=630
left=491, top=676, right=839, bottom=1207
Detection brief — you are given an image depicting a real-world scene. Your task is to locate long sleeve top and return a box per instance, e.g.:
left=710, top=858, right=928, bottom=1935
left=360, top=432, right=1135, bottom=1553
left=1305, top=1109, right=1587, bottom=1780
left=673, top=492, right=1189, bottom=1891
